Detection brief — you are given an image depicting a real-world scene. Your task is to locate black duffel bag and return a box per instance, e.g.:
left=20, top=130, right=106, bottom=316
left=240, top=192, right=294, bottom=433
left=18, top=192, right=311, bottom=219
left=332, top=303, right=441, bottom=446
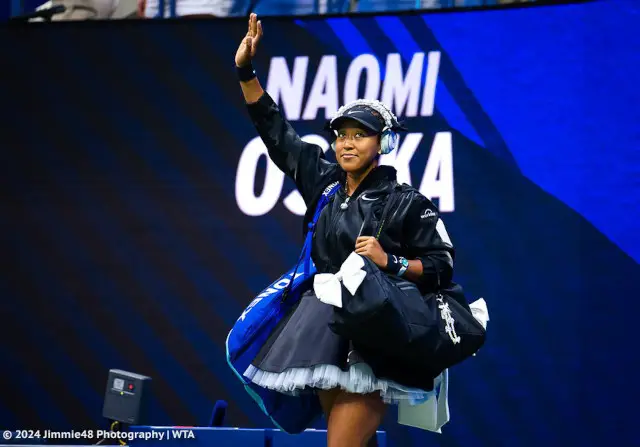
left=328, top=190, right=486, bottom=390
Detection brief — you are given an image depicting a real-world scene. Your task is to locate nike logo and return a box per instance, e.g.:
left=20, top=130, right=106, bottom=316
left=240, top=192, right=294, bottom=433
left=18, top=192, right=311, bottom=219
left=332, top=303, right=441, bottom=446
left=360, top=194, right=378, bottom=201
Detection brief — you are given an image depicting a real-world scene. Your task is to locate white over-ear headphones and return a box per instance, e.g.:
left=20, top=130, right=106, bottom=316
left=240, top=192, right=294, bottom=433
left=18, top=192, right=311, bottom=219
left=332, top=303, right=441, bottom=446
left=328, top=99, right=401, bottom=155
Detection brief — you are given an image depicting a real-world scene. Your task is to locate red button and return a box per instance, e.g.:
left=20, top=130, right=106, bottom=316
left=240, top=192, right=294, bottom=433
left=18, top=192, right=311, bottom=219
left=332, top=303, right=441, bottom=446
left=128, top=384, right=134, bottom=390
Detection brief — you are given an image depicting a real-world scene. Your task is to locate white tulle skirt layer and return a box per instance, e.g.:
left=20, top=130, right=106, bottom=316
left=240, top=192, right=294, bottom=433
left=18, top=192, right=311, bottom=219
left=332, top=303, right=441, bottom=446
left=243, top=362, right=439, bottom=406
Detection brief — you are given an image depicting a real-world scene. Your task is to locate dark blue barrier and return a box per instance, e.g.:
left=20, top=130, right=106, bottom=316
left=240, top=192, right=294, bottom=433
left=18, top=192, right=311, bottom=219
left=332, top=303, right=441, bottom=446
left=128, top=427, right=387, bottom=447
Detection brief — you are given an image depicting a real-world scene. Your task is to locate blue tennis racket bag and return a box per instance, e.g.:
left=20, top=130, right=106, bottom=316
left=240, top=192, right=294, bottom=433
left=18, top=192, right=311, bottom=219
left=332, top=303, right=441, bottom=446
left=225, top=181, right=340, bottom=434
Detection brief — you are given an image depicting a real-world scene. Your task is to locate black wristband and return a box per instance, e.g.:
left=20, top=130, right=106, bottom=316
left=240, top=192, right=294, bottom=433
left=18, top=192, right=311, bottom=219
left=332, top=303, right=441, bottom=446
left=385, top=254, right=402, bottom=275
left=236, top=63, right=256, bottom=82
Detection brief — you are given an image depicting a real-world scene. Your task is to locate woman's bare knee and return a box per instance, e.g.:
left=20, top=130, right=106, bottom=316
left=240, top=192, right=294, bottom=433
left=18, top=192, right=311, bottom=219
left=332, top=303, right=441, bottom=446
left=326, top=391, right=386, bottom=447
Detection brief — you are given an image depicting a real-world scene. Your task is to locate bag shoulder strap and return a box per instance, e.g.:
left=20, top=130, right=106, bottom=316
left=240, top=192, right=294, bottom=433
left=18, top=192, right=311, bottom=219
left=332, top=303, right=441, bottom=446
left=309, top=181, right=341, bottom=228
left=374, top=183, right=402, bottom=240
left=303, top=181, right=340, bottom=270
left=281, top=181, right=341, bottom=302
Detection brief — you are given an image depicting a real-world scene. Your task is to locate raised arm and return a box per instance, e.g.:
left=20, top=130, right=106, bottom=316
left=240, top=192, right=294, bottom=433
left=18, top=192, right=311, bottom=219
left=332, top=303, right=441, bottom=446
left=235, top=14, right=335, bottom=205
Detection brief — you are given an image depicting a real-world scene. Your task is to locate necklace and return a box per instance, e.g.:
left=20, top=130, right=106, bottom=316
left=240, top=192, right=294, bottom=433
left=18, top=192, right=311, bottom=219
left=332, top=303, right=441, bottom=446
left=340, top=181, right=350, bottom=210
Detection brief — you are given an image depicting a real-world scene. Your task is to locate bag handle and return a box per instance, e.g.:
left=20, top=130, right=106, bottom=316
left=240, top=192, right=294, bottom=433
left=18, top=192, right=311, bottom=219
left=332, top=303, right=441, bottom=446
left=374, top=184, right=400, bottom=240
left=375, top=186, right=444, bottom=295
left=431, top=257, right=443, bottom=298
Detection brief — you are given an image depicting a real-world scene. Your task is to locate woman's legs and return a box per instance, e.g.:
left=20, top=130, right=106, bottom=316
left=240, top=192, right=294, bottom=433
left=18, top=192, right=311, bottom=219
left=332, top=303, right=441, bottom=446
left=318, top=388, right=342, bottom=418
left=318, top=389, right=387, bottom=447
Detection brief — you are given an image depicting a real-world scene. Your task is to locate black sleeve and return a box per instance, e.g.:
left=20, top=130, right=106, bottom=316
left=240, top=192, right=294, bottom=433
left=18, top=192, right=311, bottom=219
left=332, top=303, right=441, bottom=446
left=246, top=92, right=336, bottom=205
left=402, top=194, right=455, bottom=293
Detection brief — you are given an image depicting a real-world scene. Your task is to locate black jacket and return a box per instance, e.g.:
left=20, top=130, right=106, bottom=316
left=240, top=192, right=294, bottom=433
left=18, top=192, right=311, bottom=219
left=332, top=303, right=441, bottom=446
left=247, top=92, right=454, bottom=294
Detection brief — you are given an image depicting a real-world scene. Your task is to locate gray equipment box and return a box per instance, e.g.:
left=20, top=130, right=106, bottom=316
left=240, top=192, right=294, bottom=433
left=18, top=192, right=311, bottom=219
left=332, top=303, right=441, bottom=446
left=102, top=369, right=152, bottom=425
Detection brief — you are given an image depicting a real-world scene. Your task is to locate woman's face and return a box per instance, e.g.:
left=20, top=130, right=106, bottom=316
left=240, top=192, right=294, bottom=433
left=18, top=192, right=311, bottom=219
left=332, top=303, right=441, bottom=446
left=334, top=120, right=380, bottom=174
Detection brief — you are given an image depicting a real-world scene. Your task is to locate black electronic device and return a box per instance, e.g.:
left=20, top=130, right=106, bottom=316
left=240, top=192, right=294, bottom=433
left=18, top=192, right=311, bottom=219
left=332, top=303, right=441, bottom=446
left=102, top=369, right=152, bottom=425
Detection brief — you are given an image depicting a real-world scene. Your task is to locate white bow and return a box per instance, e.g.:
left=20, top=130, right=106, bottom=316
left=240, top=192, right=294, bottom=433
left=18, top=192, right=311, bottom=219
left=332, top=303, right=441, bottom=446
left=313, top=252, right=367, bottom=308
